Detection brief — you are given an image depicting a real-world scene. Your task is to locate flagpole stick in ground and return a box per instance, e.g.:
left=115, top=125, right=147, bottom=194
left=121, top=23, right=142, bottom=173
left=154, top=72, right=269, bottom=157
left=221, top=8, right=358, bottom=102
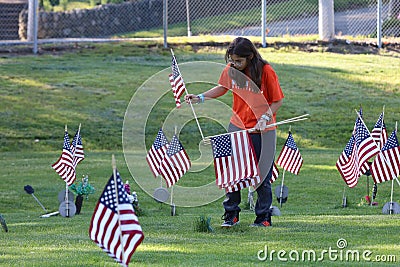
left=371, top=106, right=385, bottom=207
left=391, top=121, right=399, bottom=214
left=355, top=110, right=400, bottom=187
left=111, top=154, right=126, bottom=265
left=279, top=170, right=286, bottom=208
left=170, top=126, right=177, bottom=216
left=342, top=185, right=347, bottom=207
left=380, top=106, right=385, bottom=149
left=170, top=49, right=205, bottom=141
left=63, top=124, right=70, bottom=217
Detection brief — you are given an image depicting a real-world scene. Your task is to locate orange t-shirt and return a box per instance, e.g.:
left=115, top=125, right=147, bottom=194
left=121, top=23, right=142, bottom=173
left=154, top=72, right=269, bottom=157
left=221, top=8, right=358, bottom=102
left=218, top=64, right=284, bottom=130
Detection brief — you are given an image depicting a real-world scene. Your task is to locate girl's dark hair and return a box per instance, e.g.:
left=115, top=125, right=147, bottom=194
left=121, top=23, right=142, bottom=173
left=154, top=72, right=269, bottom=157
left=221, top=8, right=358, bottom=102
left=224, top=37, right=268, bottom=89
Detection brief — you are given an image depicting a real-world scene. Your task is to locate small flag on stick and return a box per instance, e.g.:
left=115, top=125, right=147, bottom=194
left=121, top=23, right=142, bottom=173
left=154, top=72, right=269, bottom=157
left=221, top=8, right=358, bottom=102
left=353, top=107, right=370, bottom=174
left=89, top=156, right=144, bottom=266
left=52, top=126, right=76, bottom=186
left=71, top=125, right=84, bottom=167
left=146, top=128, right=169, bottom=177
left=276, top=131, right=303, bottom=175
left=159, top=134, right=191, bottom=187
left=354, top=113, right=380, bottom=171
left=336, top=135, right=359, bottom=188
left=371, top=129, right=400, bottom=184
left=169, top=51, right=186, bottom=108
left=371, top=111, right=388, bottom=150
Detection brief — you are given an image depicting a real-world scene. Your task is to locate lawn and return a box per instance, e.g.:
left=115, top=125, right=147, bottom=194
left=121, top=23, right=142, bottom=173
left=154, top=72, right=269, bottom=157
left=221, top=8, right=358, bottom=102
left=0, top=40, right=400, bottom=266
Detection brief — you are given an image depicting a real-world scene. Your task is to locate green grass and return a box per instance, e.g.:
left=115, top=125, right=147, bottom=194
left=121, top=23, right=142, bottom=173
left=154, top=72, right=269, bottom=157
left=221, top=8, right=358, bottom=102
left=1, top=41, right=400, bottom=266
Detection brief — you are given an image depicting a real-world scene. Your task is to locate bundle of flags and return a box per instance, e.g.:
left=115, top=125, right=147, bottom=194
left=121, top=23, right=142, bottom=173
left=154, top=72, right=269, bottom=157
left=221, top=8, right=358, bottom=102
left=336, top=108, right=400, bottom=187
left=52, top=126, right=84, bottom=186
left=89, top=168, right=144, bottom=266
left=146, top=128, right=191, bottom=188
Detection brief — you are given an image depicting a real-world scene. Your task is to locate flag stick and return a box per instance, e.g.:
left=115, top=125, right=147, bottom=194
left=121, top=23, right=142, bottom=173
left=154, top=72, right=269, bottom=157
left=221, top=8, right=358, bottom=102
left=391, top=121, right=399, bottom=214
left=170, top=126, right=177, bottom=211
left=170, top=49, right=205, bottom=140
left=355, top=110, right=400, bottom=187
left=279, top=126, right=291, bottom=207
left=380, top=105, right=385, bottom=150
left=390, top=180, right=394, bottom=214
left=370, top=106, right=385, bottom=206
left=64, top=124, right=70, bottom=217
left=72, top=123, right=81, bottom=162
left=279, top=170, right=286, bottom=207
left=202, top=114, right=309, bottom=144
left=342, top=185, right=347, bottom=207
left=112, top=154, right=126, bottom=265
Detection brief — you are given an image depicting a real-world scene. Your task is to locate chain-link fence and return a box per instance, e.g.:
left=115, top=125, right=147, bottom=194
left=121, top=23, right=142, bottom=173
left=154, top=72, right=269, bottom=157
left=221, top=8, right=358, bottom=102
left=0, top=0, right=399, bottom=46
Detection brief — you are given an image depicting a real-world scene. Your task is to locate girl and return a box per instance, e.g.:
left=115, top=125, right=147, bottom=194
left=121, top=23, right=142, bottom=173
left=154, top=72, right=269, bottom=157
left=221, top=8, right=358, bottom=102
left=185, top=37, right=284, bottom=227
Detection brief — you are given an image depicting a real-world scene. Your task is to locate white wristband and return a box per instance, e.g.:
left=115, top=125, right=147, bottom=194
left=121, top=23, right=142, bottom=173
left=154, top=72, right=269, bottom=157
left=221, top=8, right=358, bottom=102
left=261, top=114, right=272, bottom=121
left=197, top=94, right=205, bottom=103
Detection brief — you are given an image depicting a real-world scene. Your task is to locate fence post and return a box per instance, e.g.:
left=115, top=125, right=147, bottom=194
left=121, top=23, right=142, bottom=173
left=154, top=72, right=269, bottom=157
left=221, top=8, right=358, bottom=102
left=163, top=0, right=168, bottom=48
left=318, top=0, right=334, bottom=41
left=186, top=0, right=191, bottom=37
left=377, top=0, right=382, bottom=48
left=261, top=0, right=266, bottom=47
left=27, top=0, right=39, bottom=53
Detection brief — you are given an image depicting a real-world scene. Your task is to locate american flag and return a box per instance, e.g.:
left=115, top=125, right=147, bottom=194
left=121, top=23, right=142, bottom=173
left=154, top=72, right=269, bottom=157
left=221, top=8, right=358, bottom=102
left=269, top=162, right=280, bottom=184
left=371, top=130, right=400, bottom=184
left=159, top=135, right=191, bottom=187
left=354, top=107, right=370, bottom=174
left=169, top=54, right=186, bottom=108
left=371, top=112, right=388, bottom=150
left=354, top=117, right=380, bottom=170
left=210, top=131, right=259, bottom=191
left=146, top=129, right=169, bottom=177
left=89, top=171, right=144, bottom=267
left=52, top=130, right=76, bottom=186
left=336, top=135, right=360, bottom=188
left=276, top=132, right=303, bottom=175
left=71, top=129, right=84, bottom=167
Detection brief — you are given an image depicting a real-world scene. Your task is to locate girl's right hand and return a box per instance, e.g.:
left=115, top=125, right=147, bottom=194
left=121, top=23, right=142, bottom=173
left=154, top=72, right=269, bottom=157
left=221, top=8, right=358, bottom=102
left=184, top=94, right=200, bottom=104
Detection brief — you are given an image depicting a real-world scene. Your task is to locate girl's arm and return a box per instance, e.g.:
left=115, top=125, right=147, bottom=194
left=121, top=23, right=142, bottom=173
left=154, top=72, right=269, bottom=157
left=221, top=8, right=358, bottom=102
left=184, top=85, right=228, bottom=104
